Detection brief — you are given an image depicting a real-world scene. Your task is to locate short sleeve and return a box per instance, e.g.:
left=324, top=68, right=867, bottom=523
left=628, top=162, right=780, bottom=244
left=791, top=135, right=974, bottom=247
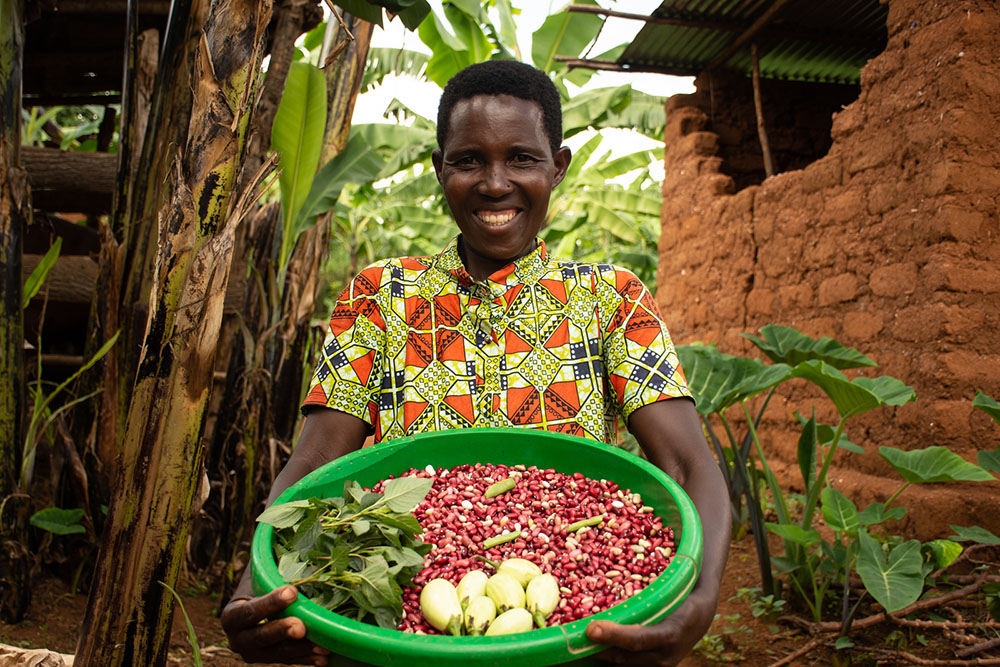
left=595, top=266, right=691, bottom=419
left=301, top=264, right=388, bottom=426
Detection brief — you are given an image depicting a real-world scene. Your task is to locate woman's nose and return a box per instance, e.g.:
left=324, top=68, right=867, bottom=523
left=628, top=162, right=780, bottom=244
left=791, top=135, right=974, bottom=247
left=479, top=163, right=513, bottom=196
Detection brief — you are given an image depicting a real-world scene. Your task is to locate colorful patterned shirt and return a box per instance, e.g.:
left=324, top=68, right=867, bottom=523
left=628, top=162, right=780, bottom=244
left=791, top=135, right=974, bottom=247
left=302, top=237, right=690, bottom=444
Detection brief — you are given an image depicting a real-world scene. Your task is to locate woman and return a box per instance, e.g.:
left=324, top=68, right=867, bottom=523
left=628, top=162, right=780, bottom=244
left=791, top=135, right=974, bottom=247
left=222, top=60, right=729, bottom=666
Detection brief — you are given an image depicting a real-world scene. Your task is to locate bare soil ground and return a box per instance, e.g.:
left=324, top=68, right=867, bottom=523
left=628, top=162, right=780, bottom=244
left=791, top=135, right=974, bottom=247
left=1, top=530, right=996, bottom=666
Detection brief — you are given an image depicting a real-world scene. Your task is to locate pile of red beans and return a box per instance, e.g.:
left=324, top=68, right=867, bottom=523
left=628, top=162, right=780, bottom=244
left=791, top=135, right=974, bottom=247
left=373, top=462, right=676, bottom=634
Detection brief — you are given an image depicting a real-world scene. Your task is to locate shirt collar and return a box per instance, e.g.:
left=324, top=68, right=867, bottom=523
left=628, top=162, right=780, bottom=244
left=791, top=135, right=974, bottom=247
left=434, top=235, right=549, bottom=288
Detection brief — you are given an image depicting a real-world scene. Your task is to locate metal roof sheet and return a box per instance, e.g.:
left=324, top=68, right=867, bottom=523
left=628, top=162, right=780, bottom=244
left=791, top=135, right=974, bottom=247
left=618, top=0, right=888, bottom=85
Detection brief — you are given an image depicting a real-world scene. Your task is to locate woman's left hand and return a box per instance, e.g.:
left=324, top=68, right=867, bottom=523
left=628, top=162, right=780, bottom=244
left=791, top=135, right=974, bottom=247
left=585, top=586, right=717, bottom=665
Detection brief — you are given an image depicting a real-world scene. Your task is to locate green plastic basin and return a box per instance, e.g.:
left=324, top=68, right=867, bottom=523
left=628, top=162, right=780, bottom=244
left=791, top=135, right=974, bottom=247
left=251, top=427, right=702, bottom=666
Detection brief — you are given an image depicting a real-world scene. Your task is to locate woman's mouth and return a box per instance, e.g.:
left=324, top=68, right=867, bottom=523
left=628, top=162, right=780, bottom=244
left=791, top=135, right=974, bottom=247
left=475, top=209, right=518, bottom=226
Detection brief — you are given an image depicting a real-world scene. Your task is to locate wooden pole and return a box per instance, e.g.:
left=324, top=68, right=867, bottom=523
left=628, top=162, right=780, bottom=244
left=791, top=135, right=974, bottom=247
left=751, top=43, right=775, bottom=179
left=0, top=0, right=31, bottom=624
left=76, top=0, right=274, bottom=663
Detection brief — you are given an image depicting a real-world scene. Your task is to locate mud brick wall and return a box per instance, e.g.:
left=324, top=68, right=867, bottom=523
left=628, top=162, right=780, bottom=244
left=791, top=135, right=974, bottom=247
left=657, top=0, right=1000, bottom=539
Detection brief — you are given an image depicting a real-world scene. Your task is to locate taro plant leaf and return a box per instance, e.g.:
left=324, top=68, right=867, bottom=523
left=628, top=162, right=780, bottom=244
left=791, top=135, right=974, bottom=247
left=257, top=500, right=312, bottom=529
left=857, top=502, right=907, bottom=527
left=23, top=237, right=62, bottom=308
left=856, top=531, right=924, bottom=612
left=978, top=450, right=1000, bottom=474
left=676, top=344, right=793, bottom=415
left=948, top=525, right=1000, bottom=545
left=743, top=324, right=876, bottom=369
left=821, top=487, right=859, bottom=536
left=878, top=446, right=995, bottom=483
left=923, top=539, right=962, bottom=570
left=797, top=412, right=818, bottom=488
left=795, top=412, right=864, bottom=453
left=272, top=61, right=327, bottom=269
left=973, top=391, right=1000, bottom=425
left=30, top=507, right=85, bottom=535
left=531, top=0, right=603, bottom=73
left=789, top=361, right=916, bottom=419
left=381, top=476, right=434, bottom=513
left=393, top=0, right=432, bottom=30
left=765, top=522, right=822, bottom=547
left=417, top=6, right=475, bottom=86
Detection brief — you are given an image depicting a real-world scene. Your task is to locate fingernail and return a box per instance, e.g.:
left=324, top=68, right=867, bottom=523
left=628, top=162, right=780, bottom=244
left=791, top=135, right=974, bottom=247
left=590, top=626, right=603, bottom=640
left=281, top=587, right=296, bottom=602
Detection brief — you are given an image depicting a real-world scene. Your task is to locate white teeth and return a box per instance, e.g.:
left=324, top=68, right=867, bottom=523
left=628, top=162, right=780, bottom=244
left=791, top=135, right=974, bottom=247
left=477, top=211, right=516, bottom=225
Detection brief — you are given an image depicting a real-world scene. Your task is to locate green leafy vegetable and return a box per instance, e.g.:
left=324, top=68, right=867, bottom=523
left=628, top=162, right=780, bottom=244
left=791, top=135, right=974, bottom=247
left=258, top=477, right=433, bottom=628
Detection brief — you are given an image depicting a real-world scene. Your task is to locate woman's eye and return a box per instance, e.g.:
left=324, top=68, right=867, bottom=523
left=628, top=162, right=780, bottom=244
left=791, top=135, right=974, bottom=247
left=513, top=154, right=536, bottom=164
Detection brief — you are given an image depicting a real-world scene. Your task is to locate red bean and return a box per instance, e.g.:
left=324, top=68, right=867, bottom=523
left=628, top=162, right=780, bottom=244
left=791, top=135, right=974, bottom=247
left=373, top=462, right=676, bottom=633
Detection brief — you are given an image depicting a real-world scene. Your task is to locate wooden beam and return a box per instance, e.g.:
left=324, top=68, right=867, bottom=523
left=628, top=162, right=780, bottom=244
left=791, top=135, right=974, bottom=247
left=566, top=3, right=742, bottom=32
left=555, top=56, right=698, bottom=77
left=21, top=146, right=116, bottom=194
left=707, top=0, right=795, bottom=71
left=751, top=43, right=775, bottom=178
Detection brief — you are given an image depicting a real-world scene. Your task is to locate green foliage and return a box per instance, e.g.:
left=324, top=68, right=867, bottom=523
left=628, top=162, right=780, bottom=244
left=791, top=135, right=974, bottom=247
left=679, top=325, right=997, bottom=625
left=30, top=507, right=86, bottom=535
left=879, top=446, right=996, bottom=484
left=332, top=0, right=431, bottom=30
left=743, top=324, right=876, bottom=369
left=855, top=532, right=923, bottom=613
left=948, top=525, right=1000, bottom=545
left=271, top=62, right=328, bottom=271
left=973, top=391, right=1000, bottom=425
left=159, top=581, right=203, bottom=666
left=23, top=237, right=61, bottom=308
left=259, top=477, right=434, bottom=627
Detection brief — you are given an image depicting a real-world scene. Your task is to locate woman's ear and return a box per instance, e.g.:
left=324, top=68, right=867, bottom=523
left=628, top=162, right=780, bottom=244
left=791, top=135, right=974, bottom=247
left=552, top=146, right=572, bottom=187
left=432, top=149, right=444, bottom=183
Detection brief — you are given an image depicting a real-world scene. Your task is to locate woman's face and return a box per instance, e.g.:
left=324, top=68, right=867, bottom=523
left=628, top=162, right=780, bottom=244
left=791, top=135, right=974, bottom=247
left=432, top=94, right=571, bottom=281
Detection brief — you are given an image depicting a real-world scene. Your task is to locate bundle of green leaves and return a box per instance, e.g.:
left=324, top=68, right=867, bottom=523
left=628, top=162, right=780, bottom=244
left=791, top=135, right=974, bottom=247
left=257, top=477, right=434, bottom=628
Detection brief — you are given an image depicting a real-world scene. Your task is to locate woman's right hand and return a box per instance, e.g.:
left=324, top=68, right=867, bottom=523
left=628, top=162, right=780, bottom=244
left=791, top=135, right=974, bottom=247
left=220, top=585, right=331, bottom=665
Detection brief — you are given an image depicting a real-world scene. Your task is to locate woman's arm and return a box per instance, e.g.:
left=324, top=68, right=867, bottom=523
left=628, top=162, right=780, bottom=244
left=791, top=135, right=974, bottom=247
left=220, top=408, right=369, bottom=665
left=586, top=398, right=731, bottom=666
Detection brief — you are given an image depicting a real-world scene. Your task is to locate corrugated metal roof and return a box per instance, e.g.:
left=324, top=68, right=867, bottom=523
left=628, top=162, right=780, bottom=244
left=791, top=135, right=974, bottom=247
left=618, top=0, right=888, bottom=85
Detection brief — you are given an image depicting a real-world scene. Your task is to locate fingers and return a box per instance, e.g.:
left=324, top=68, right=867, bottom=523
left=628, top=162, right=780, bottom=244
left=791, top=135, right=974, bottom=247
left=221, top=586, right=332, bottom=665
left=221, top=585, right=300, bottom=632
left=587, top=620, right=673, bottom=653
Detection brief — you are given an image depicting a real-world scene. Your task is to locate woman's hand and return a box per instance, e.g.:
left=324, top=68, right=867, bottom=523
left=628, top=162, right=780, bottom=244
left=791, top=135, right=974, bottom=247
left=585, top=586, right=717, bottom=665
left=220, top=585, right=331, bottom=665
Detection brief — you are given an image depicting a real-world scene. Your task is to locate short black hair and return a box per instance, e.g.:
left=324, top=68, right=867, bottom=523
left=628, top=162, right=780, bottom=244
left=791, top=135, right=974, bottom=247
left=437, top=60, right=563, bottom=155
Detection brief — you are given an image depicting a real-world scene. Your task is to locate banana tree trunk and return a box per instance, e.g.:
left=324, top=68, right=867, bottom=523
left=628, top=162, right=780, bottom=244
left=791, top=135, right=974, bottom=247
left=76, top=1, right=273, bottom=664
left=0, top=0, right=31, bottom=624
left=196, top=12, right=373, bottom=595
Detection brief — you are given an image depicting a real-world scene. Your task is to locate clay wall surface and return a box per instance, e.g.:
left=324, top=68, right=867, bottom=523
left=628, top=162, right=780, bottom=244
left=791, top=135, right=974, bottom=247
left=657, top=0, right=1000, bottom=539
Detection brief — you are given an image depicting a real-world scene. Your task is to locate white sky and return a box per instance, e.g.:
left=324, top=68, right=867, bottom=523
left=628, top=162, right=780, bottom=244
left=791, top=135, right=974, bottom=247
left=351, top=0, right=695, bottom=166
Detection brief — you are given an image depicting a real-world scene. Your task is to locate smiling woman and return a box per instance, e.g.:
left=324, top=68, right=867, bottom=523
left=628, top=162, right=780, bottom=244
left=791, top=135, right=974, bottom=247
left=432, top=93, right=570, bottom=279
left=222, top=59, right=729, bottom=667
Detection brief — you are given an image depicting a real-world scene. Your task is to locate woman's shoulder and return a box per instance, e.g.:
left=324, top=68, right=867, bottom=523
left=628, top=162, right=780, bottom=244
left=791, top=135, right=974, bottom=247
left=350, top=255, right=437, bottom=285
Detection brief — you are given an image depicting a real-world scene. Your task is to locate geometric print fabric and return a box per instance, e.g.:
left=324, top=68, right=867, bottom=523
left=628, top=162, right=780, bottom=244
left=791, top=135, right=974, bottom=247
left=303, top=236, right=691, bottom=445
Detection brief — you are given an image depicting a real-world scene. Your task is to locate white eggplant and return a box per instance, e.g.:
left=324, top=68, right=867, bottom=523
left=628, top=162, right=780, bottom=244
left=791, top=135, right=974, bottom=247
left=456, top=569, right=489, bottom=609
left=485, top=572, right=525, bottom=612
left=463, top=595, right=497, bottom=636
left=485, top=607, right=534, bottom=636
left=419, top=578, right=463, bottom=637
left=525, top=573, right=560, bottom=628
left=497, top=558, right=543, bottom=588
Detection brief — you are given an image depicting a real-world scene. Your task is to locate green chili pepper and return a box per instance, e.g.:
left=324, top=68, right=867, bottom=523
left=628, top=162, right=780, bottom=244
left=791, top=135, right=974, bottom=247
left=482, top=530, right=521, bottom=550
left=565, top=515, right=604, bottom=533
left=484, top=478, right=516, bottom=498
